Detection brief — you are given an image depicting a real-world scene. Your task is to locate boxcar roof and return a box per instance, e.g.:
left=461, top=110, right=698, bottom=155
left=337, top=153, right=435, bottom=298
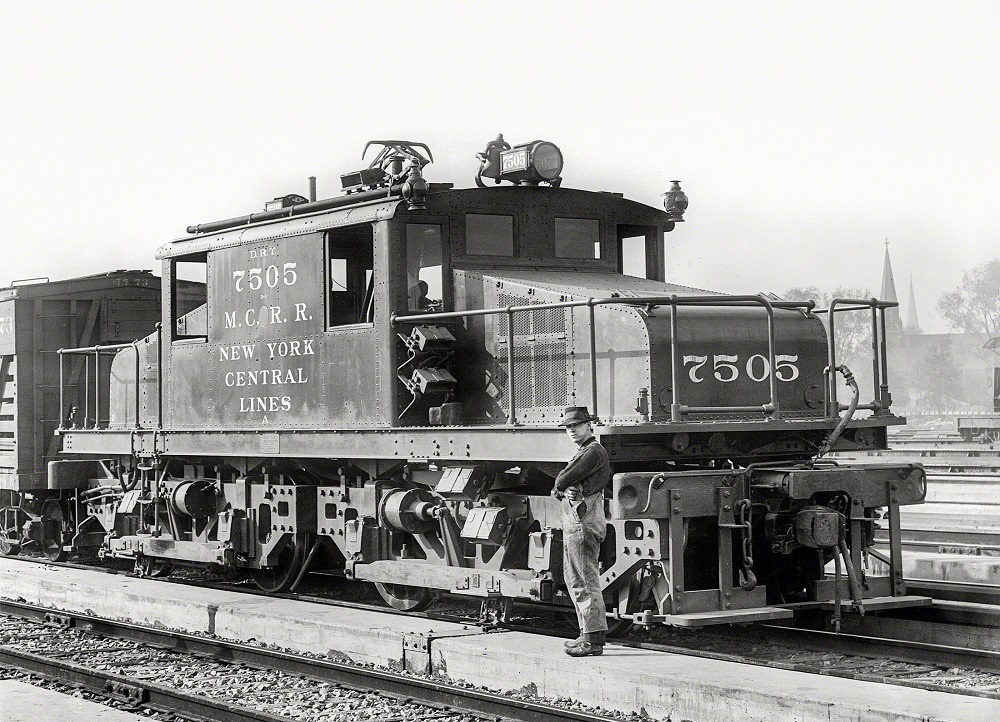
left=0, top=270, right=158, bottom=301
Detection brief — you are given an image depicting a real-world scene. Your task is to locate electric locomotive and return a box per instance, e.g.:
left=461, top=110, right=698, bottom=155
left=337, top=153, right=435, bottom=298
left=26, top=136, right=929, bottom=628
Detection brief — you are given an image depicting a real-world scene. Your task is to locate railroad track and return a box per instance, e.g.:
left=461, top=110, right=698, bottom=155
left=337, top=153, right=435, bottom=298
left=6, top=555, right=1000, bottom=700
left=0, top=599, right=614, bottom=722
left=833, top=447, right=1000, bottom=473
left=5, top=587, right=1000, bottom=713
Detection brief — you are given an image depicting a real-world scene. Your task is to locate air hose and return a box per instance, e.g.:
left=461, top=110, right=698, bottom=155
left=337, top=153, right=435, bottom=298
left=818, top=364, right=859, bottom=457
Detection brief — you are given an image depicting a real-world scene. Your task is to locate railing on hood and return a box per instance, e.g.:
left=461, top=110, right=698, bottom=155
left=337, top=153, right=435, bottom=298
left=56, top=343, right=141, bottom=431
left=393, top=294, right=898, bottom=426
left=53, top=295, right=900, bottom=432
left=814, top=298, right=900, bottom=417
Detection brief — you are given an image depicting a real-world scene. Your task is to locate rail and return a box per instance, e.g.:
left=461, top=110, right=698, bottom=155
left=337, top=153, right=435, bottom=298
left=57, top=342, right=139, bottom=431
left=393, top=293, right=843, bottom=425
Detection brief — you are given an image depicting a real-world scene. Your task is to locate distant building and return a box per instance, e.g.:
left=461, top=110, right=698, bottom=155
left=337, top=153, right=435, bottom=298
left=881, top=243, right=996, bottom=414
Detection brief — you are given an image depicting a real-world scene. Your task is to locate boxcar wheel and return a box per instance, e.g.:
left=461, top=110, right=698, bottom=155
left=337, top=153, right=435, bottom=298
left=0, top=506, right=21, bottom=556
left=250, top=540, right=304, bottom=593
left=0, top=536, right=19, bottom=556
left=39, top=499, right=69, bottom=562
left=374, top=582, right=432, bottom=612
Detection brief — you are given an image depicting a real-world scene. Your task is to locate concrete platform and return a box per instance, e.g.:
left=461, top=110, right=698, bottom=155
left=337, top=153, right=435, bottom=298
left=0, top=559, right=479, bottom=668
left=2, top=558, right=999, bottom=722
left=0, top=680, right=146, bottom=721
left=433, top=632, right=1000, bottom=722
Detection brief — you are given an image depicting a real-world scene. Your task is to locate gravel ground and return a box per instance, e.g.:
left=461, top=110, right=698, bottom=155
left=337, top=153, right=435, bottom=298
left=9, top=552, right=1000, bottom=712
left=0, top=615, right=488, bottom=721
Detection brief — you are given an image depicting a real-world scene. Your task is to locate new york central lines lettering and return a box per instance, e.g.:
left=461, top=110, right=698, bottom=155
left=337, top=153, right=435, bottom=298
left=218, top=340, right=315, bottom=414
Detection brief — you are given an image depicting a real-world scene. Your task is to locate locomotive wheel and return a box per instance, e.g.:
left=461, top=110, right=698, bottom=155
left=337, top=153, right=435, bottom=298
left=39, top=499, right=69, bottom=562
left=374, top=582, right=432, bottom=612
left=140, top=558, right=174, bottom=578
left=250, top=540, right=304, bottom=593
left=0, top=534, right=19, bottom=556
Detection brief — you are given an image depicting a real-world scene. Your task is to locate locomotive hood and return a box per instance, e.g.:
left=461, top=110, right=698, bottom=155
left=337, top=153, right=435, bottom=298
left=455, top=267, right=829, bottom=426
left=475, top=269, right=714, bottom=299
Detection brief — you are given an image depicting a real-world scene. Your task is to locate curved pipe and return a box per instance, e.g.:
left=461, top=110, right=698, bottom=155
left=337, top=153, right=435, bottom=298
left=818, top=364, right=860, bottom=457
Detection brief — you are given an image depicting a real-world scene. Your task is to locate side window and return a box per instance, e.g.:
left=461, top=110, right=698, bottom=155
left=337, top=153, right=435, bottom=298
left=406, top=224, right=444, bottom=312
left=619, top=233, right=647, bottom=278
left=172, top=254, right=208, bottom=340
left=327, top=226, right=374, bottom=327
left=555, top=218, right=601, bottom=259
left=465, top=213, right=513, bottom=256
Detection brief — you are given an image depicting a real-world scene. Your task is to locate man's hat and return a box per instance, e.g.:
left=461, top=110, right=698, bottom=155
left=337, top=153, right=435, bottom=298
left=559, top=406, right=597, bottom=427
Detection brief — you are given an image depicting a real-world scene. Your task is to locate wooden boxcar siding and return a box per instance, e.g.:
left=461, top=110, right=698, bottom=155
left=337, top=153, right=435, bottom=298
left=0, top=300, right=16, bottom=484
left=1, top=284, right=163, bottom=490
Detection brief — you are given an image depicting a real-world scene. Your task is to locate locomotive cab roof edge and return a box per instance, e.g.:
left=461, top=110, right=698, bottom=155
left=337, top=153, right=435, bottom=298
left=159, top=185, right=676, bottom=260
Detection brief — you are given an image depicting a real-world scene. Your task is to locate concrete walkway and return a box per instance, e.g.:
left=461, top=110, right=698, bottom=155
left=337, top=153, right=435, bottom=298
left=2, top=558, right=998, bottom=722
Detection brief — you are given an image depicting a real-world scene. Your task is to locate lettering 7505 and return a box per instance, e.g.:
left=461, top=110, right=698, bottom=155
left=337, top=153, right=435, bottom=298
left=682, top=354, right=799, bottom=383
left=232, top=263, right=298, bottom=292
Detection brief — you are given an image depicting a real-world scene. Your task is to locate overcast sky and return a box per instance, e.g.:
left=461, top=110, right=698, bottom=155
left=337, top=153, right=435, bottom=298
left=1, top=1, right=996, bottom=332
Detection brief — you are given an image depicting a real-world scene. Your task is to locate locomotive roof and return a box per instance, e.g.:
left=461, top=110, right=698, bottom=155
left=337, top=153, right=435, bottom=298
left=158, top=197, right=401, bottom=259
left=159, top=185, right=673, bottom=260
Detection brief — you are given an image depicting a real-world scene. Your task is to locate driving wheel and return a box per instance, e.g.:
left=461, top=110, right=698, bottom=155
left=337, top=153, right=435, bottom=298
left=139, top=557, right=174, bottom=578
left=39, top=499, right=69, bottom=562
left=249, top=539, right=304, bottom=592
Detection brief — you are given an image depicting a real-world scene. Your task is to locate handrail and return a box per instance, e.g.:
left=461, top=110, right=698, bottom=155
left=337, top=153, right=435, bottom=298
left=393, top=294, right=820, bottom=425
left=55, top=295, right=897, bottom=434
left=821, top=299, right=898, bottom=416
left=58, top=343, right=140, bottom=431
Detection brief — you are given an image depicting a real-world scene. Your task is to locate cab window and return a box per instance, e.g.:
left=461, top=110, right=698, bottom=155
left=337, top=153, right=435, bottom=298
left=465, top=213, right=513, bottom=256
left=327, top=226, right=374, bottom=327
left=619, top=233, right=647, bottom=277
left=172, top=253, right=208, bottom=341
left=555, top=218, right=600, bottom=259
left=406, top=224, right=444, bottom=312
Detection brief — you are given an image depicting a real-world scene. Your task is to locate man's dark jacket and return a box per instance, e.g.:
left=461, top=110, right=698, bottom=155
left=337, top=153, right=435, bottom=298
left=554, top=436, right=611, bottom=497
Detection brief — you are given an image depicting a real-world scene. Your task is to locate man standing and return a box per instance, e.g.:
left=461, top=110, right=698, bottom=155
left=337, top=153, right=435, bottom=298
left=552, top=406, right=610, bottom=657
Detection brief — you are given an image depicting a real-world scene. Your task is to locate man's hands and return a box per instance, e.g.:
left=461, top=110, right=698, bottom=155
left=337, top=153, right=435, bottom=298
left=552, top=484, right=582, bottom=502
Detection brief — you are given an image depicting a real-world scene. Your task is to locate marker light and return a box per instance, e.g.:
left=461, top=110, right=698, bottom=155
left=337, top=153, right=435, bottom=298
left=662, top=180, right=687, bottom=221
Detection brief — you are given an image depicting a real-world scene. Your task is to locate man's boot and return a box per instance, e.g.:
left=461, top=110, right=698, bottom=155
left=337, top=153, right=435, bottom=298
left=565, top=631, right=604, bottom=657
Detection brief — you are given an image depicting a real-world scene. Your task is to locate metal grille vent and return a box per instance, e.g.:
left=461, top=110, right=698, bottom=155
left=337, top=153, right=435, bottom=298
left=497, top=292, right=567, bottom=337
left=493, top=290, right=568, bottom=414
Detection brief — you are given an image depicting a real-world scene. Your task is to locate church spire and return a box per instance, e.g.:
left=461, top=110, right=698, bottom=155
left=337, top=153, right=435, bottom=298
left=905, top=274, right=921, bottom=333
left=880, top=239, right=903, bottom=334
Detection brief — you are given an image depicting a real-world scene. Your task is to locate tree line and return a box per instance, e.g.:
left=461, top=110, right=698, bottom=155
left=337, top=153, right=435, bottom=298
left=783, top=258, right=999, bottom=413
